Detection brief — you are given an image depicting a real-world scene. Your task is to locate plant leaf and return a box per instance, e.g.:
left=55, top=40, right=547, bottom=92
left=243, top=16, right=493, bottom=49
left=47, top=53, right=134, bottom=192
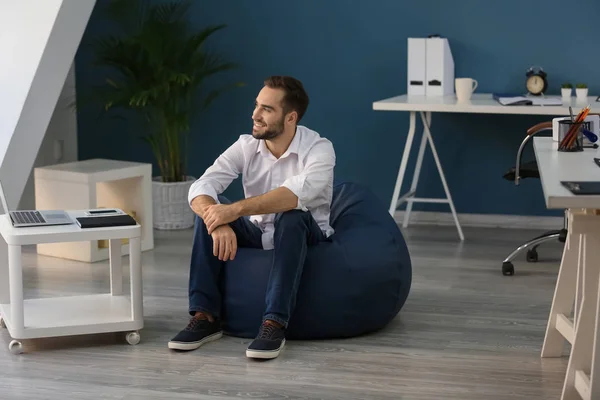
left=80, top=0, right=242, bottom=182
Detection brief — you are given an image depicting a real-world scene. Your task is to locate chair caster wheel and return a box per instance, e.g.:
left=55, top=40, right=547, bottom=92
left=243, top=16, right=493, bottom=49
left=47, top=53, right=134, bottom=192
left=526, top=249, right=538, bottom=262
left=126, top=331, right=140, bottom=345
left=0, top=317, right=6, bottom=328
left=9, top=340, right=23, bottom=355
left=502, top=262, right=515, bottom=276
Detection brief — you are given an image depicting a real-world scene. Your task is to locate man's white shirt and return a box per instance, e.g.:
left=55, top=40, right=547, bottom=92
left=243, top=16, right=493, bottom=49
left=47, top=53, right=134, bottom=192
left=188, top=125, right=335, bottom=250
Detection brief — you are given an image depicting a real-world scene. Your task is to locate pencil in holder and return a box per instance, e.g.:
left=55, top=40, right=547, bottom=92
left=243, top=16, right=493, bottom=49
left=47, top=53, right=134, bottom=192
left=558, top=120, right=584, bottom=152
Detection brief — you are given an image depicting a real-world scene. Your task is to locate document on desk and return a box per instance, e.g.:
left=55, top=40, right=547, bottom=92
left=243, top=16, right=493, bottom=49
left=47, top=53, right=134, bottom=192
left=493, top=93, right=563, bottom=106
left=561, top=181, right=600, bottom=195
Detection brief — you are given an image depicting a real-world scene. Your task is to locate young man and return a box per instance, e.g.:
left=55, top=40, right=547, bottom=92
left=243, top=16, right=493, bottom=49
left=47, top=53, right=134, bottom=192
left=168, top=76, right=336, bottom=359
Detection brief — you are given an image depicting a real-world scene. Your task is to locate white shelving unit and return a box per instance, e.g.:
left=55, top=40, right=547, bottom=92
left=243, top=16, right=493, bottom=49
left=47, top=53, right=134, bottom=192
left=0, top=211, right=143, bottom=354
left=34, top=158, right=154, bottom=262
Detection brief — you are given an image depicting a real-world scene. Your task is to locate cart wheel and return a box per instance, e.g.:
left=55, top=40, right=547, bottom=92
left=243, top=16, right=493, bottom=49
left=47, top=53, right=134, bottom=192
left=126, top=331, right=140, bottom=345
left=9, top=340, right=23, bottom=355
left=0, top=317, right=5, bottom=328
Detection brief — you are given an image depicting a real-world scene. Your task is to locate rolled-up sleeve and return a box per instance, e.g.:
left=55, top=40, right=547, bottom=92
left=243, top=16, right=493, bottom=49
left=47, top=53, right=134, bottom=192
left=281, top=139, right=335, bottom=211
left=188, top=137, right=245, bottom=206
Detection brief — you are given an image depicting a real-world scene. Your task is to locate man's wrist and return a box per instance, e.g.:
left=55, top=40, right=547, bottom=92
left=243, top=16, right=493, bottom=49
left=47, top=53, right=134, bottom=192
left=191, top=195, right=216, bottom=219
left=230, top=201, right=244, bottom=219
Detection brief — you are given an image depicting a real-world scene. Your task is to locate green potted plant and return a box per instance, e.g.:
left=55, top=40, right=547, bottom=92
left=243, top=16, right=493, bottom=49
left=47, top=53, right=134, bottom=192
left=576, top=83, right=588, bottom=100
left=82, top=0, right=242, bottom=229
left=561, top=83, right=572, bottom=100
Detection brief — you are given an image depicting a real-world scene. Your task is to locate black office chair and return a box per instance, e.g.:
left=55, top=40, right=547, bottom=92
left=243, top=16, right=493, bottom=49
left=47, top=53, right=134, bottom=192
left=501, top=121, right=568, bottom=276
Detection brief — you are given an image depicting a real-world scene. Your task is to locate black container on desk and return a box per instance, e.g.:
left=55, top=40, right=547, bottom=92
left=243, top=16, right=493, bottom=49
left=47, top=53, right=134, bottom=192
left=558, top=120, right=584, bottom=152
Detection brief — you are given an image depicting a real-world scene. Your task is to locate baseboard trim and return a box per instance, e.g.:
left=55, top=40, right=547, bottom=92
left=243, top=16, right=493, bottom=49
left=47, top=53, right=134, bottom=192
left=394, top=211, right=564, bottom=230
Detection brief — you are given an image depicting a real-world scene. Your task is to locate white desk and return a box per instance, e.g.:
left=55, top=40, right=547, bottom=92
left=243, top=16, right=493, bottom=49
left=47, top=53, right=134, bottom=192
left=0, top=210, right=143, bottom=354
left=372, top=93, right=600, bottom=240
left=534, top=138, right=600, bottom=209
left=534, top=137, right=600, bottom=400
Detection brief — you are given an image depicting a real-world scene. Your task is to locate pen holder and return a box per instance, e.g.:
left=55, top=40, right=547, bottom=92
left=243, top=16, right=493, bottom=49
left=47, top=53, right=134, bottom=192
left=558, top=120, right=584, bottom=152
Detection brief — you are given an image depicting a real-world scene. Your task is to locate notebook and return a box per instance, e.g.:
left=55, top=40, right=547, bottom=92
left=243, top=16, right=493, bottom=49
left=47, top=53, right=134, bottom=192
left=493, top=93, right=563, bottom=106
left=76, top=214, right=137, bottom=229
left=561, top=181, right=600, bottom=195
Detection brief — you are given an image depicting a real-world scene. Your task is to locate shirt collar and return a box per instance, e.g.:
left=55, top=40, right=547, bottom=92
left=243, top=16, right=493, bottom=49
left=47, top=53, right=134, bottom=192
left=256, top=126, right=301, bottom=158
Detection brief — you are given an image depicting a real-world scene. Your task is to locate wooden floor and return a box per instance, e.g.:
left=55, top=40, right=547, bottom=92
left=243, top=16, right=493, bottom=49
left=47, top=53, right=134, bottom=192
left=0, top=224, right=569, bottom=399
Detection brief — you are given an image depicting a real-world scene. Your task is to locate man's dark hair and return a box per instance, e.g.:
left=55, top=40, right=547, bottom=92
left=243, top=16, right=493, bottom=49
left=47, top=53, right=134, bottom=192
left=263, top=76, right=309, bottom=123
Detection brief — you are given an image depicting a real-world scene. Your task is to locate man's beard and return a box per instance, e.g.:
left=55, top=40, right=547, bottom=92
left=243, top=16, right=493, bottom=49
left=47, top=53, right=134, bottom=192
left=252, top=117, right=284, bottom=140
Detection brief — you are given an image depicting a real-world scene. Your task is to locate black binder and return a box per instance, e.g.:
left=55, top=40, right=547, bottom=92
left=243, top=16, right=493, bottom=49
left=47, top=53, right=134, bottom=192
left=76, top=214, right=137, bottom=229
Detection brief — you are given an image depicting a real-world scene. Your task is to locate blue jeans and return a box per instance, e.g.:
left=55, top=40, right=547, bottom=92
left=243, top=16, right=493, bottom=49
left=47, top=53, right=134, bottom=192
left=188, top=199, right=327, bottom=328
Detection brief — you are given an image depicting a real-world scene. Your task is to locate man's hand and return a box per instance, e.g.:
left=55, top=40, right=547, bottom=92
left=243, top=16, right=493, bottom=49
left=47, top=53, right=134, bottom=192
left=204, top=203, right=241, bottom=234
left=211, top=225, right=237, bottom=261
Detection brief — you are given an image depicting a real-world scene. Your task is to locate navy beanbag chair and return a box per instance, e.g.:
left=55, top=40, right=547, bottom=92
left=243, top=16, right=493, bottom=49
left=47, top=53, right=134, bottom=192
left=220, top=181, right=412, bottom=339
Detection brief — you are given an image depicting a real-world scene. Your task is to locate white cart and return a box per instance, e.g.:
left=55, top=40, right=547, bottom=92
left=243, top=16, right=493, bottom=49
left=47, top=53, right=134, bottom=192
left=0, top=210, right=143, bottom=354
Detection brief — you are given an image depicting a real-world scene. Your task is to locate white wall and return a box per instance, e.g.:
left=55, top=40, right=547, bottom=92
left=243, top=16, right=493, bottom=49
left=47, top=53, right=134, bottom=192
left=0, top=0, right=96, bottom=211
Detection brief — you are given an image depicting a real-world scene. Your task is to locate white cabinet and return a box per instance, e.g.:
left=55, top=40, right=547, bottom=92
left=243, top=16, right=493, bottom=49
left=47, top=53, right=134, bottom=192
left=34, top=159, right=154, bottom=262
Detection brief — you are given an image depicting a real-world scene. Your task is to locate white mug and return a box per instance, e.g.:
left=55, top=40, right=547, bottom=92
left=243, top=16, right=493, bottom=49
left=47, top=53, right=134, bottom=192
left=455, top=78, right=478, bottom=102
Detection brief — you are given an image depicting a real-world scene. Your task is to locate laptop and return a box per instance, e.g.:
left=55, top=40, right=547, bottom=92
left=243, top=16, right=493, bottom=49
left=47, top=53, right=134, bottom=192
left=0, top=180, right=73, bottom=227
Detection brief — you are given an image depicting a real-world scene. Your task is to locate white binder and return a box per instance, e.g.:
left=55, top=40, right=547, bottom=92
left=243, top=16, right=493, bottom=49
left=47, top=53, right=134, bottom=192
left=407, top=36, right=455, bottom=97
left=407, top=38, right=426, bottom=96
left=425, top=37, right=454, bottom=96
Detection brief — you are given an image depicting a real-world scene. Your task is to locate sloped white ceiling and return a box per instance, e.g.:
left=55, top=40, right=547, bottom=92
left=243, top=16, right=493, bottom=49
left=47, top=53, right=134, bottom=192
left=0, top=0, right=96, bottom=211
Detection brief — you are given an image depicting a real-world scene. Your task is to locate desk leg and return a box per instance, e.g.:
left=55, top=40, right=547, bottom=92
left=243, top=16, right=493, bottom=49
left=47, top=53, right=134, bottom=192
left=129, top=237, right=143, bottom=323
left=8, top=245, right=23, bottom=335
left=575, top=233, right=584, bottom=327
left=542, top=229, right=579, bottom=358
left=389, top=111, right=417, bottom=216
left=109, top=239, right=123, bottom=296
left=419, top=111, right=464, bottom=241
left=589, top=260, right=600, bottom=400
left=388, top=110, right=463, bottom=240
left=403, top=112, right=430, bottom=228
left=561, top=232, right=599, bottom=400
left=0, top=243, right=9, bottom=305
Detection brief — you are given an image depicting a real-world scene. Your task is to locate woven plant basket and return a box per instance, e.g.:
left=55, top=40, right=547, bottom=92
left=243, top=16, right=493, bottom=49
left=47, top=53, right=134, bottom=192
left=152, top=176, right=196, bottom=230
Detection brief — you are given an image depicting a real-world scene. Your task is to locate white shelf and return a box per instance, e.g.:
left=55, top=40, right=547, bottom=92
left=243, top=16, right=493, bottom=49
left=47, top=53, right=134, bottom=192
left=34, top=158, right=152, bottom=183
left=0, top=294, right=141, bottom=340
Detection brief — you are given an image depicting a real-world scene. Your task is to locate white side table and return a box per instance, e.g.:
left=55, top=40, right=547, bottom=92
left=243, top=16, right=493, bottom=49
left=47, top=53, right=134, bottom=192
left=0, top=211, right=143, bottom=354
left=34, top=158, right=154, bottom=262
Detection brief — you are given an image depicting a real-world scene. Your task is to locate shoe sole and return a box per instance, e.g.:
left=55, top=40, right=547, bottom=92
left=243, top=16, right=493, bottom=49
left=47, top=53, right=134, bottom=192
left=246, top=339, right=286, bottom=359
left=168, top=331, right=223, bottom=351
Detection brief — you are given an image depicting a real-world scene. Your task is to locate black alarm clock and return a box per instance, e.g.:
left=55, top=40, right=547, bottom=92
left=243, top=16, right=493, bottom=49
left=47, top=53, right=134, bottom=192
left=526, top=66, right=548, bottom=96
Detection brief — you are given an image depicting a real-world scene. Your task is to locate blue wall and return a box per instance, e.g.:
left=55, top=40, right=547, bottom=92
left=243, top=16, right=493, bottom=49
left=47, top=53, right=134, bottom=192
left=75, top=0, right=600, bottom=217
